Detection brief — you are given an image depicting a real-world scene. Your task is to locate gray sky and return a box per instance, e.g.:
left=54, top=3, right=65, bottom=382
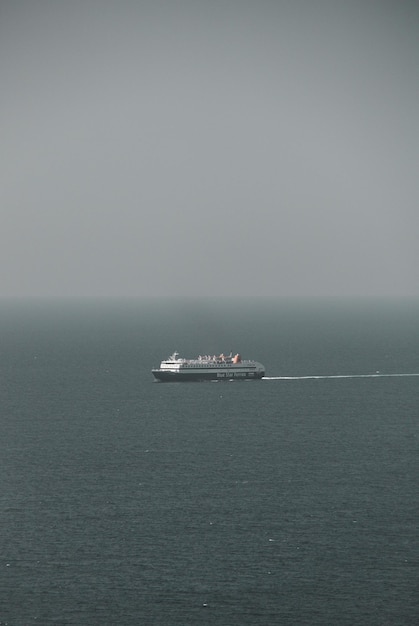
left=1, top=0, right=418, bottom=298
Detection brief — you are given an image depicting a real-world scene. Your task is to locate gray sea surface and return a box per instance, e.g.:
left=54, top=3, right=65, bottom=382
left=1, top=298, right=418, bottom=625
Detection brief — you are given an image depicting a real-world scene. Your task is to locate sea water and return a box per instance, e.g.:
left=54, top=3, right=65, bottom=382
left=0, top=298, right=418, bottom=625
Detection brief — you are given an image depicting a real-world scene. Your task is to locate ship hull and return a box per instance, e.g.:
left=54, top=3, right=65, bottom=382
left=152, top=369, right=265, bottom=382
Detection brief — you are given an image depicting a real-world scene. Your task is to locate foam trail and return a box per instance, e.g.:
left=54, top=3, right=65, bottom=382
left=263, top=373, right=419, bottom=380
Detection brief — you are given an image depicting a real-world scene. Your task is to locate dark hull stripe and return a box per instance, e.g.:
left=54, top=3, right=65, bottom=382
left=152, top=370, right=265, bottom=382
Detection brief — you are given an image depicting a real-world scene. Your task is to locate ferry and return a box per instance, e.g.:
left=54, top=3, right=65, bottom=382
left=152, top=352, right=265, bottom=382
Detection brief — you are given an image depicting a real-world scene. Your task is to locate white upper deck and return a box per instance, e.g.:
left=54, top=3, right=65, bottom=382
left=158, top=351, right=263, bottom=372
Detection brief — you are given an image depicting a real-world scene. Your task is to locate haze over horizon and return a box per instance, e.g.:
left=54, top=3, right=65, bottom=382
left=1, top=0, right=418, bottom=299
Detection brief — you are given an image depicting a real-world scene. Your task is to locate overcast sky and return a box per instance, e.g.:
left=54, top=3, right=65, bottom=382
left=1, top=0, right=418, bottom=298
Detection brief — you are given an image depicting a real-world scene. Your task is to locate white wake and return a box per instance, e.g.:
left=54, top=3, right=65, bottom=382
left=263, top=373, right=419, bottom=380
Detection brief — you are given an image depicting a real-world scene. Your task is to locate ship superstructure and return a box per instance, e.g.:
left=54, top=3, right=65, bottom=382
left=152, top=352, right=265, bottom=382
